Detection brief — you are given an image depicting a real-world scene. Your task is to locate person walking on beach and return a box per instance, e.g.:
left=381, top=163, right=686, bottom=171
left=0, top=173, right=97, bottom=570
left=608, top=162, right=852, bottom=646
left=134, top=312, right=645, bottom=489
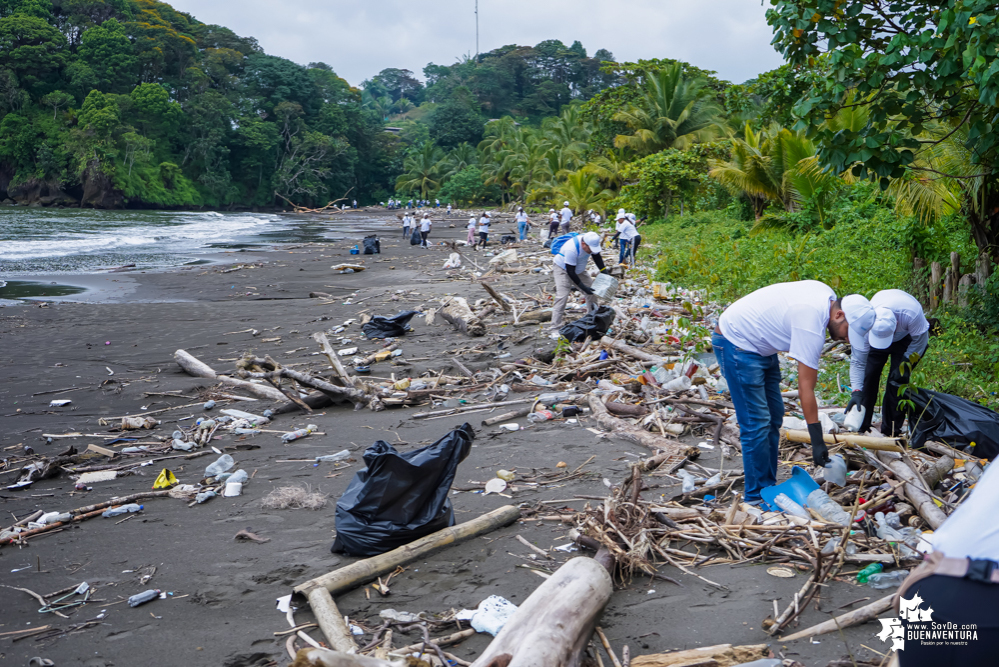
left=419, top=213, right=432, bottom=248
left=547, top=209, right=560, bottom=243
left=447, top=203, right=452, bottom=216
left=466, top=215, right=477, bottom=247
left=402, top=213, right=411, bottom=238
left=559, top=201, right=573, bottom=234
left=477, top=211, right=491, bottom=248
left=711, top=282, right=875, bottom=504
left=846, top=289, right=931, bottom=436
left=612, top=211, right=641, bottom=265
left=551, top=231, right=607, bottom=330
left=515, top=207, right=531, bottom=241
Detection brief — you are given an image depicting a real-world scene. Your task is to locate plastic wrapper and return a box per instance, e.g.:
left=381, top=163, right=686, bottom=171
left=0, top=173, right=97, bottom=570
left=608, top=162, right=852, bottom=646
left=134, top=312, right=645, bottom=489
left=331, top=423, right=475, bottom=556
left=361, top=310, right=420, bottom=339
left=558, top=305, right=616, bottom=343
left=905, top=387, right=999, bottom=457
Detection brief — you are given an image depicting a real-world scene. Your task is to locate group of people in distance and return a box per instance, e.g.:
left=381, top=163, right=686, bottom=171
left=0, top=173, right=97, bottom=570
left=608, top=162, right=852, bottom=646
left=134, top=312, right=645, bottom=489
left=400, top=211, right=434, bottom=248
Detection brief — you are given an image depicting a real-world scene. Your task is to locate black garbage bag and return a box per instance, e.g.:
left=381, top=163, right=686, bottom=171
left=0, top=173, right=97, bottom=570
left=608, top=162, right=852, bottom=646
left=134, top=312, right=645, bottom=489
left=501, top=234, right=516, bottom=244
left=361, top=310, right=420, bottom=339
left=331, top=423, right=475, bottom=556
left=558, top=305, right=616, bottom=342
left=906, top=387, right=999, bottom=458
left=410, top=227, right=422, bottom=245
left=362, top=235, right=381, bottom=254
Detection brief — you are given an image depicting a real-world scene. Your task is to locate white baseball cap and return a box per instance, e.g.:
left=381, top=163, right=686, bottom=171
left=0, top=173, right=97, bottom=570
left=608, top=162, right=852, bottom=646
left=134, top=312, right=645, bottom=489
left=869, top=307, right=897, bottom=349
left=626, top=213, right=636, bottom=222
left=841, top=294, right=876, bottom=338
left=563, top=201, right=570, bottom=206
left=582, top=231, right=602, bottom=253
left=616, top=208, right=627, bottom=219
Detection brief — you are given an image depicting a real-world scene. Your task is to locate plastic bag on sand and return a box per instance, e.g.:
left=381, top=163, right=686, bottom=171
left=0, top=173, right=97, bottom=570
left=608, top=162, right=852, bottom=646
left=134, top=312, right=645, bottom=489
left=331, top=424, right=475, bottom=556
left=443, top=252, right=461, bottom=269
left=558, top=305, right=616, bottom=343
left=362, top=234, right=380, bottom=254
left=410, top=227, right=422, bottom=245
left=489, top=249, right=518, bottom=265
left=470, top=595, right=518, bottom=636
left=361, top=310, right=420, bottom=339
left=906, top=387, right=999, bottom=457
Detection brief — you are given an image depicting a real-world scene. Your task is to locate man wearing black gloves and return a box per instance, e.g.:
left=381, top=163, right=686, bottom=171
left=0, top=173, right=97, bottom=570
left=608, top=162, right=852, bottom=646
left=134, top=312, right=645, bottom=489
left=711, top=282, right=875, bottom=504
left=845, top=289, right=931, bottom=435
left=551, top=231, right=606, bottom=330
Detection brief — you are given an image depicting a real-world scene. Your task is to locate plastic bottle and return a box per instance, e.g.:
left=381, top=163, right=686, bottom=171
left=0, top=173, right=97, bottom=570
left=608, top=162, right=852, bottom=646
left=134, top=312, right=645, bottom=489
left=697, top=385, right=709, bottom=401
left=527, top=410, right=555, bottom=423
left=874, top=511, right=906, bottom=542
left=677, top=470, right=697, bottom=494
left=102, top=503, right=143, bottom=518
left=806, top=489, right=852, bottom=525
left=128, top=589, right=160, bottom=607
left=38, top=511, right=71, bottom=525
left=205, top=454, right=235, bottom=478
left=228, top=469, right=248, bottom=485
left=172, top=439, right=194, bottom=452
left=203, top=400, right=216, bottom=410
left=773, top=493, right=811, bottom=520
left=868, top=570, right=909, bottom=589
left=885, top=511, right=904, bottom=530
left=822, top=454, right=848, bottom=487
left=856, top=562, right=884, bottom=583
left=195, top=490, right=216, bottom=504
left=663, top=376, right=692, bottom=392
left=197, top=419, right=216, bottom=431
left=282, top=424, right=318, bottom=442
left=844, top=405, right=866, bottom=432
left=315, top=450, right=351, bottom=463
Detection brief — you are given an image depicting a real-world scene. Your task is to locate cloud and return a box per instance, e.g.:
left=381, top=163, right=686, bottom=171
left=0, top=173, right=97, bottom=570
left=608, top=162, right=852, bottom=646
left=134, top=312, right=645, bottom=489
left=168, top=0, right=786, bottom=86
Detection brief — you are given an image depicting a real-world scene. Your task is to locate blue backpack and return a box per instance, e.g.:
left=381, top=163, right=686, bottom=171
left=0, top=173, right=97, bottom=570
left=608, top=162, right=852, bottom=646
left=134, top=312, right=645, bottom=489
left=549, top=232, right=580, bottom=256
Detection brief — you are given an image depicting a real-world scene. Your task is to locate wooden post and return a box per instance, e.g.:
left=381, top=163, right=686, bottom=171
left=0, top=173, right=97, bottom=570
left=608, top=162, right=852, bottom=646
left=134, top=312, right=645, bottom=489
left=942, top=266, right=954, bottom=304
left=929, top=261, right=942, bottom=310
left=977, top=251, right=992, bottom=287
left=958, top=274, right=976, bottom=307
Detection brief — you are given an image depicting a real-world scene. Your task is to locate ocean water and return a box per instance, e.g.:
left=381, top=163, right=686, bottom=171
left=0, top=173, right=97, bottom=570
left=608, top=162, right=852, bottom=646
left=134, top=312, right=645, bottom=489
left=0, top=208, right=385, bottom=277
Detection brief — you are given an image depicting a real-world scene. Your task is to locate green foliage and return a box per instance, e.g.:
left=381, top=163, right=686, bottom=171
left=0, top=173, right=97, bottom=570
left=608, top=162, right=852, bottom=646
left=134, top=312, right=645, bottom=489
left=438, top=165, right=497, bottom=206
left=428, top=96, right=483, bottom=149
left=616, top=142, right=728, bottom=220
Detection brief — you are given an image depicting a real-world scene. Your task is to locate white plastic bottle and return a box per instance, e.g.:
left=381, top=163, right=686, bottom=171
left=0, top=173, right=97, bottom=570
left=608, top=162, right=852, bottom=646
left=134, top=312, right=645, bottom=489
left=844, top=405, right=866, bottom=432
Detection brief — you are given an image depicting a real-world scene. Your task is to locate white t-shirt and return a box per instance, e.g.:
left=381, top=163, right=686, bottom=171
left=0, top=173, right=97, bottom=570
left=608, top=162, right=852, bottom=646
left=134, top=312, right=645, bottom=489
left=403, top=215, right=411, bottom=227
left=515, top=212, right=528, bottom=223
left=467, top=217, right=476, bottom=230
left=719, top=280, right=835, bottom=369
left=549, top=213, right=559, bottom=224
left=931, top=459, right=999, bottom=560
left=617, top=221, right=639, bottom=241
left=560, top=207, right=572, bottom=224
left=478, top=216, right=490, bottom=232
left=420, top=218, right=431, bottom=232
left=553, top=236, right=591, bottom=272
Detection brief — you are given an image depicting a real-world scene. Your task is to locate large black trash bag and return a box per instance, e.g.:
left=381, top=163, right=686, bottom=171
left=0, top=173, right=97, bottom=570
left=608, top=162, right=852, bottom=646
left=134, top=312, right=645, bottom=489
left=906, top=387, right=999, bottom=458
left=558, top=305, right=616, bottom=342
left=410, top=227, right=422, bottom=245
left=331, top=423, right=475, bottom=556
left=362, top=235, right=381, bottom=254
left=361, top=310, right=420, bottom=339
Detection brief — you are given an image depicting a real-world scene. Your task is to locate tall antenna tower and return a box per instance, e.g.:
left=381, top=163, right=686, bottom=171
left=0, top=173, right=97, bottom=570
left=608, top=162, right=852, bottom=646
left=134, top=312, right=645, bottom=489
left=475, top=0, right=479, bottom=59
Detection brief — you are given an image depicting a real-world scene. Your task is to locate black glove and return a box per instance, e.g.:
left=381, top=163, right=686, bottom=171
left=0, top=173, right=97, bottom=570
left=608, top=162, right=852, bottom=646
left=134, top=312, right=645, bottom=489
left=845, top=390, right=863, bottom=414
left=808, top=422, right=830, bottom=467
left=580, top=285, right=595, bottom=295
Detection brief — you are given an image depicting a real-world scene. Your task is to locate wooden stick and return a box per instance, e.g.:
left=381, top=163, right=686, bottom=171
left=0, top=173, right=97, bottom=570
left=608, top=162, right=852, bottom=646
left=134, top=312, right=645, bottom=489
left=876, top=452, right=948, bottom=529
left=783, top=429, right=905, bottom=452
left=305, top=586, right=357, bottom=653
left=174, top=349, right=287, bottom=402
left=294, top=505, right=520, bottom=596
left=588, top=395, right=690, bottom=456
left=483, top=406, right=532, bottom=426
left=595, top=626, right=624, bottom=667
left=780, top=594, right=894, bottom=641
left=413, top=397, right=538, bottom=419
left=599, top=336, right=677, bottom=365
left=391, top=628, right=476, bottom=653
left=312, top=332, right=357, bottom=387
left=516, top=534, right=553, bottom=560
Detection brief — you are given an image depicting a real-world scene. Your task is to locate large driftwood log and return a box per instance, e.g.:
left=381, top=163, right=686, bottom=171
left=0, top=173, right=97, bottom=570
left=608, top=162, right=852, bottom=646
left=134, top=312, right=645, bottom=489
left=173, top=349, right=288, bottom=402
left=630, top=643, right=771, bottom=667
left=238, top=366, right=384, bottom=411
left=480, top=281, right=511, bottom=312
left=289, top=647, right=399, bottom=666
left=876, top=451, right=948, bottom=529
left=312, top=332, right=357, bottom=387
left=599, top=336, right=678, bottom=365
left=470, top=556, right=613, bottom=667
left=438, top=296, right=486, bottom=336
left=782, top=429, right=905, bottom=452
left=780, top=594, right=894, bottom=641
left=588, top=395, right=693, bottom=458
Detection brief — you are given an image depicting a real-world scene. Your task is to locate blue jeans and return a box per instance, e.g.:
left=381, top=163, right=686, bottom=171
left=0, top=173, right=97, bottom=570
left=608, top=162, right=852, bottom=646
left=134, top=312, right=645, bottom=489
left=712, top=331, right=784, bottom=503
left=518, top=221, right=528, bottom=240
left=618, top=239, right=628, bottom=264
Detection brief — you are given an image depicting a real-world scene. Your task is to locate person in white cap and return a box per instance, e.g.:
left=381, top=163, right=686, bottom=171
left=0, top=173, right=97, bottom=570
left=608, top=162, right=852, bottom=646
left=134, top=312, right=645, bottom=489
left=712, top=283, right=875, bottom=504
left=466, top=214, right=477, bottom=247
left=547, top=209, right=560, bottom=242
left=551, top=231, right=607, bottom=329
left=477, top=211, right=491, bottom=248
left=846, top=289, right=931, bottom=436
left=612, top=211, right=641, bottom=265
left=514, top=206, right=531, bottom=241
left=559, top=201, right=573, bottom=234
left=419, top=212, right=432, bottom=247
left=402, top=212, right=411, bottom=238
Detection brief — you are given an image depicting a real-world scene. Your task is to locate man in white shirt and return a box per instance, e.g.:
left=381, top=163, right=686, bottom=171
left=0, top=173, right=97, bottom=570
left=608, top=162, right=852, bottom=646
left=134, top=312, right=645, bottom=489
left=419, top=213, right=432, bottom=248
left=477, top=212, right=491, bottom=248
left=551, top=231, right=607, bottom=329
left=845, top=289, right=930, bottom=436
left=402, top=213, right=411, bottom=238
left=559, top=202, right=573, bottom=234
left=447, top=203, right=452, bottom=216
left=612, top=211, right=641, bottom=265
left=712, top=282, right=875, bottom=503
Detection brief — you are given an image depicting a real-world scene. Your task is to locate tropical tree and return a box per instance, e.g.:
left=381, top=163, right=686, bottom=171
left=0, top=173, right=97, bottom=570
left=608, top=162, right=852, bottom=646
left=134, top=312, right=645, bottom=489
left=554, top=170, right=613, bottom=217
left=613, top=63, right=729, bottom=156
left=395, top=142, right=445, bottom=198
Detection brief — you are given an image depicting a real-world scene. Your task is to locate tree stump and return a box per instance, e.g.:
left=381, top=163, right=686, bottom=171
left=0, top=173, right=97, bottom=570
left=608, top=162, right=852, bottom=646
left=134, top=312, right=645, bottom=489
left=958, top=274, right=976, bottom=307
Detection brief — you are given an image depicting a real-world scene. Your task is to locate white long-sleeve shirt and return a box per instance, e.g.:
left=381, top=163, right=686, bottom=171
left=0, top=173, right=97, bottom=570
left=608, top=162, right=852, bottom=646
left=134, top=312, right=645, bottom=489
left=849, top=289, right=930, bottom=392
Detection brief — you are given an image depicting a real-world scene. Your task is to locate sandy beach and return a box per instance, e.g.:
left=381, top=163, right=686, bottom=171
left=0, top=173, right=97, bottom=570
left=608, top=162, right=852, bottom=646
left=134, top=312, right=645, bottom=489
left=0, top=211, right=887, bottom=667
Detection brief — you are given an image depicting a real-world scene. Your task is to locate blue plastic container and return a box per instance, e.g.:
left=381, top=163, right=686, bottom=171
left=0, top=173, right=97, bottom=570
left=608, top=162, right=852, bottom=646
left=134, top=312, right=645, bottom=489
left=761, top=466, right=820, bottom=512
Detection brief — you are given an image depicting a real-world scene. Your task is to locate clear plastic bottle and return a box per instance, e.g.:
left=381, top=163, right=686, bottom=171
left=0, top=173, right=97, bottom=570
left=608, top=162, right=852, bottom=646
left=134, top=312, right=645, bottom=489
left=228, top=469, right=248, bottom=485
left=281, top=424, right=317, bottom=442
left=205, top=454, right=235, bottom=478
left=527, top=410, right=555, bottom=423
left=806, top=489, right=852, bottom=525
left=868, top=570, right=909, bottom=589
left=773, top=493, right=810, bottom=520
left=677, top=470, right=697, bottom=494
left=203, top=400, right=216, bottom=410
left=885, top=511, right=904, bottom=530
left=822, top=454, right=847, bottom=487
left=128, top=589, right=160, bottom=607
left=102, top=503, right=143, bottom=518
left=315, top=450, right=351, bottom=463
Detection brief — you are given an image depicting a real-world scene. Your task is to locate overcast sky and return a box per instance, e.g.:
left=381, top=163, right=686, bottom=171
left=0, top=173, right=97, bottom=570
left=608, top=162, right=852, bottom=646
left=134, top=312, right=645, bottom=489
left=168, top=0, right=786, bottom=87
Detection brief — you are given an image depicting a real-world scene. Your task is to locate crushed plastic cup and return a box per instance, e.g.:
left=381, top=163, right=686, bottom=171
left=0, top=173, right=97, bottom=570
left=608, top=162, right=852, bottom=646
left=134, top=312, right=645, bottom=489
left=205, top=454, right=235, bottom=478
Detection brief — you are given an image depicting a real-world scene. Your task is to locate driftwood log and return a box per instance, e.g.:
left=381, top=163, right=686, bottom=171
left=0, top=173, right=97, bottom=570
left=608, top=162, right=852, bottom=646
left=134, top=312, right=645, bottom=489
left=782, top=429, right=905, bottom=452
left=588, top=395, right=693, bottom=458
left=480, top=281, right=511, bottom=312
left=469, top=556, right=614, bottom=667
left=237, top=364, right=384, bottom=412
left=631, top=643, right=771, bottom=667
left=876, top=451, right=948, bottom=529
left=289, top=648, right=398, bottom=666
left=599, top=336, right=678, bottom=366
left=780, top=594, right=894, bottom=641
left=437, top=296, right=486, bottom=336
left=174, top=349, right=288, bottom=402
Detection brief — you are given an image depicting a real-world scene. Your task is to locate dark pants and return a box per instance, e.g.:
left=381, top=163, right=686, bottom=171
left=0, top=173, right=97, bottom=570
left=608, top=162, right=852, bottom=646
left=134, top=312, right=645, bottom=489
left=402, top=226, right=409, bottom=238
left=420, top=231, right=428, bottom=246
left=899, top=574, right=999, bottom=667
left=478, top=231, right=488, bottom=246
left=860, top=335, right=926, bottom=436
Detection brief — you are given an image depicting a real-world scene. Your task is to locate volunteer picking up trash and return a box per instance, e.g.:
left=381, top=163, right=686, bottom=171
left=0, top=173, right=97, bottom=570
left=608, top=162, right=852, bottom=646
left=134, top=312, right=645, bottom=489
left=551, top=231, right=607, bottom=330
left=846, top=289, right=931, bottom=436
left=711, top=282, right=875, bottom=504
left=559, top=201, right=573, bottom=234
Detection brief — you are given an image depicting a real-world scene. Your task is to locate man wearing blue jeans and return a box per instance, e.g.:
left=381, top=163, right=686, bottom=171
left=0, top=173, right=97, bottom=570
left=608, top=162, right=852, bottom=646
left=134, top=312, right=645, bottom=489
left=712, top=281, right=875, bottom=504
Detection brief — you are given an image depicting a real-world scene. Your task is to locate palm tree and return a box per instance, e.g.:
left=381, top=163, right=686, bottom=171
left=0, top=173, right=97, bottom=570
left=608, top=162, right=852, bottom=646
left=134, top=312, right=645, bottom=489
left=396, top=143, right=445, bottom=198
left=584, top=147, right=632, bottom=191
left=554, top=171, right=614, bottom=217
left=613, top=63, right=729, bottom=155
left=440, top=142, right=479, bottom=180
